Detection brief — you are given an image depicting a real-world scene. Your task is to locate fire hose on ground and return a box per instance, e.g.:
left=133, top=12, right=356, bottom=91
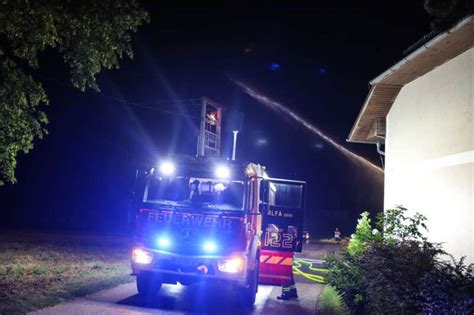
left=292, top=259, right=327, bottom=283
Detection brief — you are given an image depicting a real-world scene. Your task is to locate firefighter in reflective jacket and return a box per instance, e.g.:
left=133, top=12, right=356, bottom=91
left=277, top=225, right=298, bottom=300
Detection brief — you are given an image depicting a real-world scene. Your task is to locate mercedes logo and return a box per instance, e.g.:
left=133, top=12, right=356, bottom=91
left=180, top=229, right=192, bottom=240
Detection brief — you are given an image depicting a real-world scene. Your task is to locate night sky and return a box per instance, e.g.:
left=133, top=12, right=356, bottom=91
left=0, top=1, right=433, bottom=237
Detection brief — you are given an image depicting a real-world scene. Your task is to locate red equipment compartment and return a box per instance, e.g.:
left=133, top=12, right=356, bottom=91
left=258, top=249, right=293, bottom=285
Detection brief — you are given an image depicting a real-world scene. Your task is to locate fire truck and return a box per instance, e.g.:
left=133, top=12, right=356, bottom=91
left=131, top=98, right=306, bottom=306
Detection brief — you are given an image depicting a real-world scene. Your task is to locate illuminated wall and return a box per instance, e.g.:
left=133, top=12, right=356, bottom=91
left=385, top=48, right=473, bottom=263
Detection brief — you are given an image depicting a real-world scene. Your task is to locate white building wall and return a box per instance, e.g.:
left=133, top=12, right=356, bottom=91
left=385, top=48, right=473, bottom=262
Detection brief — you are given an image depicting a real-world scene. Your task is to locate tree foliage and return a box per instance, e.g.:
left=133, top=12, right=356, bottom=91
left=377, top=205, right=428, bottom=242
left=347, top=212, right=374, bottom=256
left=0, top=0, right=149, bottom=185
left=424, top=0, right=474, bottom=31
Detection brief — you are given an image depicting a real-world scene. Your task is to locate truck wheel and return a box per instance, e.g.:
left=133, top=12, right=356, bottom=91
left=137, top=272, right=162, bottom=298
left=240, top=260, right=258, bottom=307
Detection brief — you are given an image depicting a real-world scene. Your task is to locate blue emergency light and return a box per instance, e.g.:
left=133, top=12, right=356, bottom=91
left=203, top=240, right=218, bottom=253
left=157, top=236, right=171, bottom=249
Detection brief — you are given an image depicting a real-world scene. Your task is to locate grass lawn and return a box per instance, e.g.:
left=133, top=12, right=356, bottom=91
left=0, top=231, right=134, bottom=315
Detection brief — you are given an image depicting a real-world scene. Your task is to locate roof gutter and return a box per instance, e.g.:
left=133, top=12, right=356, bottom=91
left=348, top=138, right=385, bottom=155
left=346, top=139, right=378, bottom=144
left=370, top=15, right=473, bottom=85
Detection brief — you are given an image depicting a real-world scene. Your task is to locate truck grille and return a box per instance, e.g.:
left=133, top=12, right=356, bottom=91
left=142, top=238, right=236, bottom=256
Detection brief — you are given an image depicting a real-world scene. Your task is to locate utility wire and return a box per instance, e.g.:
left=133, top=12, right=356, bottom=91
left=84, top=91, right=201, bottom=119
left=35, top=73, right=202, bottom=118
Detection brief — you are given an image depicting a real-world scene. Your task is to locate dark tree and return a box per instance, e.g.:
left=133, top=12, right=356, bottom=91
left=424, top=0, right=474, bottom=31
left=0, top=0, right=149, bottom=185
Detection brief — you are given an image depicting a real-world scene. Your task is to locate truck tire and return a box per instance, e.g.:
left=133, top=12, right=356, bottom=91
left=137, top=272, right=162, bottom=298
left=240, top=259, right=258, bottom=306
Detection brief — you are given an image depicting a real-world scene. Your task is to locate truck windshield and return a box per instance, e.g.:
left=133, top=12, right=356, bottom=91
left=143, top=175, right=244, bottom=211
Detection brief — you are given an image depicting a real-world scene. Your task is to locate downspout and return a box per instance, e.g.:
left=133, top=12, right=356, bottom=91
left=376, top=142, right=385, bottom=156
left=347, top=139, right=386, bottom=156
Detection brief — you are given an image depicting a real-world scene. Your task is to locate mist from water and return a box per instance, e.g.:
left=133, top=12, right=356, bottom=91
left=231, top=79, right=384, bottom=174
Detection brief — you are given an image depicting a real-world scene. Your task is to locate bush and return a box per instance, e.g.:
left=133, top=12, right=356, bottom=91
left=326, top=211, right=380, bottom=312
left=325, top=251, right=366, bottom=313
left=326, top=207, right=474, bottom=314
left=319, top=285, right=349, bottom=315
left=419, top=256, right=474, bottom=314
left=359, top=240, right=443, bottom=314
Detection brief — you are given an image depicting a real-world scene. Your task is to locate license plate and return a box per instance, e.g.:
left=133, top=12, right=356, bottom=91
left=169, top=257, right=199, bottom=267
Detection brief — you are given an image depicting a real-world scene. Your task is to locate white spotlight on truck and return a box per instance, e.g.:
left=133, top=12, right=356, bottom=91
left=215, top=165, right=230, bottom=179
left=159, top=161, right=175, bottom=176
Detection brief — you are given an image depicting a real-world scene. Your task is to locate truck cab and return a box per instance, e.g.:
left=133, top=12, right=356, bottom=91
left=131, top=155, right=305, bottom=306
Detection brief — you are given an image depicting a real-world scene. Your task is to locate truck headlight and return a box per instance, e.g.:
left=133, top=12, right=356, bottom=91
left=132, top=248, right=153, bottom=265
left=218, top=256, right=245, bottom=273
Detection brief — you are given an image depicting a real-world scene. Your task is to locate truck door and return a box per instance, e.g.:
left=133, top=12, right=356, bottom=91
left=260, top=178, right=306, bottom=252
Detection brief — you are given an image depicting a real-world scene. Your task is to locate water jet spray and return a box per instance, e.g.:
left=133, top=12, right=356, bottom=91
left=230, top=78, right=384, bottom=174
